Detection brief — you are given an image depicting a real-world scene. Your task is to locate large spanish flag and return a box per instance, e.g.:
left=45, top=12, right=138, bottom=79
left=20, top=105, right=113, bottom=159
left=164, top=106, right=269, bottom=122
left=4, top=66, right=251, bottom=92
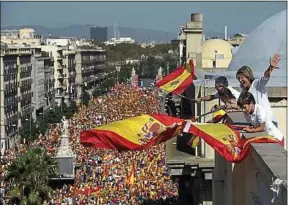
left=188, top=123, right=280, bottom=163
left=80, top=114, right=184, bottom=151
left=156, top=60, right=194, bottom=94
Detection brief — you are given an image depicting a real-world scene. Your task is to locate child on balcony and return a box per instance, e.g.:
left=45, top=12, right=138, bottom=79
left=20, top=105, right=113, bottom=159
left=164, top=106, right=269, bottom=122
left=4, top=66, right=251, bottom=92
left=237, top=91, right=284, bottom=147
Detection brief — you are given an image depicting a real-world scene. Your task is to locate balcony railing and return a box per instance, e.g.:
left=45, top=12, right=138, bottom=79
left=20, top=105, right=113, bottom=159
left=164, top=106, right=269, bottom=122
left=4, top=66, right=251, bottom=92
left=212, top=112, right=287, bottom=205
left=57, top=65, right=63, bottom=70
left=58, top=74, right=65, bottom=79
left=44, top=66, right=51, bottom=73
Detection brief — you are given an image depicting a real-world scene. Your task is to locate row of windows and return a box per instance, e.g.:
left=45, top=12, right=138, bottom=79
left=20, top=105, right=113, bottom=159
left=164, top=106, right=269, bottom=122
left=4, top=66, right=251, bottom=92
left=20, top=71, right=31, bottom=79
left=4, top=73, right=17, bottom=82
left=20, top=79, right=33, bottom=87
left=5, top=82, right=18, bottom=91
left=3, top=67, right=17, bottom=75
left=5, top=125, right=17, bottom=136
left=21, top=92, right=33, bottom=100
left=81, top=54, right=105, bottom=61
left=5, top=105, right=18, bottom=116
left=4, top=95, right=18, bottom=106
left=4, top=89, right=17, bottom=99
left=21, top=99, right=32, bottom=107
left=20, top=86, right=32, bottom=93
left=4, top=61, right=17, bottom=68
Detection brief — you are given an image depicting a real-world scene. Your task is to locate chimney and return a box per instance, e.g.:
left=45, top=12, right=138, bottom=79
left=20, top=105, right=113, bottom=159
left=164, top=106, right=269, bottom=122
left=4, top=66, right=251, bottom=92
left=224, top=26, right=228, bottom=40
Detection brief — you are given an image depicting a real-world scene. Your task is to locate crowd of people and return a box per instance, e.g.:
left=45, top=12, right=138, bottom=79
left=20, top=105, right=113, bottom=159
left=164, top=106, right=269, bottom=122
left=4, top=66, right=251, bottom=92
left=0, top=53, right=284, bottom=204
left=0, top=84, right=180, bottom=205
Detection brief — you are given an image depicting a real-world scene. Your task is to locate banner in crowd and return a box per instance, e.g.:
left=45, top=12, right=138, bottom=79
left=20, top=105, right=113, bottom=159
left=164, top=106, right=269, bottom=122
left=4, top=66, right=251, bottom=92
left=187, top=123, right=279, bottom=163
left=155, top=60, right=195, bottom=94
left=132, top=74, right=139, bottom=88
left=80, top=114, right=185, bottom=151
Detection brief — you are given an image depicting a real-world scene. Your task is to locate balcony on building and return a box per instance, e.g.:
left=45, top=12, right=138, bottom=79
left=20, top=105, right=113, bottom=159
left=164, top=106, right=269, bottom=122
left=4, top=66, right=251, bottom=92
left=21, top=104, right=33, bottom=119
left=44, top=65, right=51, bottom=73
left=57, top=73, right=65, bottom=79
left=57, top=55, right=63, bottom=61
left=19, top=48, right=33, bottom=55
left=57, top=63, right=63, bottom=70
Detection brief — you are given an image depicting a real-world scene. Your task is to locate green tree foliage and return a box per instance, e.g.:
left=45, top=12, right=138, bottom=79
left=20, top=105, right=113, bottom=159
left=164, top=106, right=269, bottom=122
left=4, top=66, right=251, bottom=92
left=20, top=119, right=39, bottom=142
left=6, top=148, right=58, bottom=205
left=20, top=101, right=78, bottom=143
left=80, top=91, right=91, bottom=106
left=97, top=43, right=177, bottom=62
left=45, top=106, right=63, bottom=124
left=97, top=42, right=178, bottom=78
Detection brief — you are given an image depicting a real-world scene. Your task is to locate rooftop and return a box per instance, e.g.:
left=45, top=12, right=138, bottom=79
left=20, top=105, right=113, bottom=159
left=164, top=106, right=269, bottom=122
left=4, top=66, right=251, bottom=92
left=228, top=10, right=286, bottom=76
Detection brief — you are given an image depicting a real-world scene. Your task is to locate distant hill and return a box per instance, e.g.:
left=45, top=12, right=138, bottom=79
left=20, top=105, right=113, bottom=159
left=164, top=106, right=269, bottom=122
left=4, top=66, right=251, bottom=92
left=1, top=24, right=225, bottom=43
left=1, top=24, right=177, bottom=43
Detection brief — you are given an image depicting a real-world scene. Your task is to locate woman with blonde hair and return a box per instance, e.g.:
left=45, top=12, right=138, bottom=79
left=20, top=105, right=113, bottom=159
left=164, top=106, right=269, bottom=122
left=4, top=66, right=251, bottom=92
left=236, top=53, right=280, bottom=126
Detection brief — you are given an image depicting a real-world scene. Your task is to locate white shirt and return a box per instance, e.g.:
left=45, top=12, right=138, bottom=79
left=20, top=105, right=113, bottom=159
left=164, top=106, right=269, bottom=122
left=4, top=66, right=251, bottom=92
left=246, top=75, right=277, bottom=123
left=250, top=104, right=283, bottom=141
left=214, top=86, right=240, bottom=100
left=228, top=86, right=240, bottom=100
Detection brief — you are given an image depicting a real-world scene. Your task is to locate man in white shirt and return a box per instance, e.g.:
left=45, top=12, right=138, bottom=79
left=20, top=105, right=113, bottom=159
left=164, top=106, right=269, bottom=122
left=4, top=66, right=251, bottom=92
left=196, top=76, right=241, bottom=110
left=237, top=91, right=284, bottom=147
left=236, top=53, right=280, bottom=126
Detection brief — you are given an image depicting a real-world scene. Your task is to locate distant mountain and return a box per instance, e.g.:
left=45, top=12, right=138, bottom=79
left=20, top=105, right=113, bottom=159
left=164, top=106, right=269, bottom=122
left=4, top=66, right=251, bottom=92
left=1, top=24, right=226, bottom=43
left=1, top=24, right=177, bottom=43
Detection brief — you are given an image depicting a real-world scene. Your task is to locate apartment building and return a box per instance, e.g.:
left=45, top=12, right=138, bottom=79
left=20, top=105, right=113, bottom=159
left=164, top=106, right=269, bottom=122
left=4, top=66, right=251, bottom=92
left=43, top=54, right=55, bottom=108
left=1, top=28, right=42, bottom=46
left=32, top=48, right=54, bottom=117
left=0, top=47, right=33, bottom=150
left=75, top=48, right=106, bottom=98
left=63, top=49, right=76, bottom=101
left=39, top=45, right=66, bottom=105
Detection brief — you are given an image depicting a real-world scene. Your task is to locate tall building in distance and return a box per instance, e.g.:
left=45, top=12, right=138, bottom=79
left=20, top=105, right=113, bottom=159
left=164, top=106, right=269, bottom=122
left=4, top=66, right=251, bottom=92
left=90, top=26, right=108, bottom=42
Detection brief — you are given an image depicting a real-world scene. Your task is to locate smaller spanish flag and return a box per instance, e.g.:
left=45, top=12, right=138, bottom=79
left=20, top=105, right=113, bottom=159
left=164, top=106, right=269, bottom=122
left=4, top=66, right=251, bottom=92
left=187, top=135, right=200, bottom=148
left=156, top=60, right=194, bottom=94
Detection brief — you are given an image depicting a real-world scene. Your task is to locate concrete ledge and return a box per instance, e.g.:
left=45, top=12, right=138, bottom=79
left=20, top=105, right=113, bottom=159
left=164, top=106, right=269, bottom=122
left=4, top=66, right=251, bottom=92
left=251, top=143, right=287, bottom=186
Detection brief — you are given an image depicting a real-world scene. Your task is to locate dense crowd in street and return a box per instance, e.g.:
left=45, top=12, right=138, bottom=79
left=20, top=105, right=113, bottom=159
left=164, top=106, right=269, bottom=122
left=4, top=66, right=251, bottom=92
left=0, top=84, right=180, bottom=205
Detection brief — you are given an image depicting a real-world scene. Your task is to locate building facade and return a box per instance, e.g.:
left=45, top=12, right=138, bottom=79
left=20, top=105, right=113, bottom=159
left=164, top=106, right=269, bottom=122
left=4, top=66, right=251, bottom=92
left=90, top=26, right=108, bottom=42
left=63, top=49, right=76, bottom=102
left=1, top=28, right=42, bottom=46
left=75, top=49, right=106, bottom=98
left=0, top=47, right=34, bottom=150
left=178, top=13, right=234, bottom=69
left=39, top=45, right=66, bottom=105
left=32, top=48, right=54, bottom=118
left=43, top=53, right=55, bottom=108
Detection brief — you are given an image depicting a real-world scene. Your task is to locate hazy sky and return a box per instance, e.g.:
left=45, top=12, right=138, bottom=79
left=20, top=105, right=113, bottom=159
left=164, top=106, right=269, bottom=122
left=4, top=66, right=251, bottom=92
left=1, top=1, right=286, bottom=34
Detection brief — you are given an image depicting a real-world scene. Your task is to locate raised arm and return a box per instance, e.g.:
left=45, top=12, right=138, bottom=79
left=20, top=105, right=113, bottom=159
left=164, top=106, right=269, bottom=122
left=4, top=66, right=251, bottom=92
left=196, top=94, right=218, bottom=103
left=264, top=53, right=281, bottom=78
left=258, top=54, right=281, bottom=88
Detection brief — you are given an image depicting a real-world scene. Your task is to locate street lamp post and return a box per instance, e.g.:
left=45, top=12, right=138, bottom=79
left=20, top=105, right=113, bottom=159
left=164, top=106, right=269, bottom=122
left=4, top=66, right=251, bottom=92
left=116, top=66, right=121, bottom=84
left=26, top=102, right=36, bottom=140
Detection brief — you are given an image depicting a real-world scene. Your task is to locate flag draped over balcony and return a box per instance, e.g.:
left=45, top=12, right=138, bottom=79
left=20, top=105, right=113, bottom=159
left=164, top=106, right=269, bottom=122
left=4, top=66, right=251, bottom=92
left=155, top=60, right=194, bottom=94
left=187, top=123, right=280, bottom=163
left=80, top=114, right=184, bottom=151
left=80, top=113, right=280, bottom=163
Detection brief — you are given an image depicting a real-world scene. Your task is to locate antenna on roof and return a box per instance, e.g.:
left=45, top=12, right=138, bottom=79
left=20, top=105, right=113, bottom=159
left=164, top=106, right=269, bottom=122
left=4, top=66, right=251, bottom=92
left=224, top=25, right=228, bottom=40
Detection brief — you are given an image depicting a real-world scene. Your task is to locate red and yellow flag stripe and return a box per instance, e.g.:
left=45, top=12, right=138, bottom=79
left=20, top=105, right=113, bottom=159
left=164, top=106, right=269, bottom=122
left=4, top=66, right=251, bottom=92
left=156, top=60, right=194, bottom=94
left=188, top=123, right=279, bottom=162
left=80, top=114, right=184, bottom=151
